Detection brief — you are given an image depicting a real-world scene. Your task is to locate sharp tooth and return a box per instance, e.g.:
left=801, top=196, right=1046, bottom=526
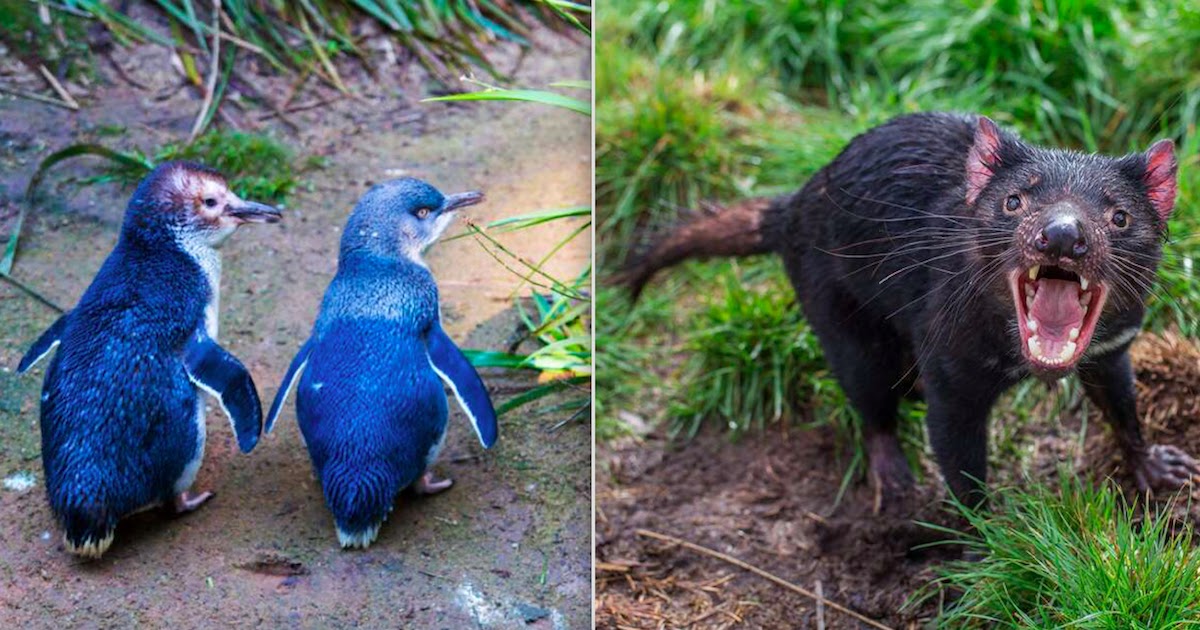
left=1024, top=285, right=1035, bottom=299
left=1028, top=336, right=1042, bottom=357
left=1062, top=341, right=1077, bottom=360
left=1026, top=296, right=1034, bottom=311
left=1080, top=277, right=1090, bottom=291
left=1027, top=318, right=1038, bottom=332
left=1080, top=291, right=1091, bottom=309
left=1069, top=327, right=1079, bottom=341
left=1028, top=266, right=1039, bottom=281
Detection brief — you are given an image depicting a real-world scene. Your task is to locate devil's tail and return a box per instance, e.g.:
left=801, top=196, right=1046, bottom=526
left=612, top=196, right=784, bottom=298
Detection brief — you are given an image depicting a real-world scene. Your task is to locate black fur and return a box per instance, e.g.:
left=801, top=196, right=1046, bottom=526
left=623, top=112, right=1184, bottom=505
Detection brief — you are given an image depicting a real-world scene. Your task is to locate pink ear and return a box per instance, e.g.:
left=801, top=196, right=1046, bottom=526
left=965, top=117, right=1002, bottom=205
left=1143, top=139, right=1177, bottom=223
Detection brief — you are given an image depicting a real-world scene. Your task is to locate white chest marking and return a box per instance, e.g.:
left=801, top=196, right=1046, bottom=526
left=174, top=229, right=223, bottom=339
left=1085, top=326, right=1140, bottom=359
left=171, top=229, right=221, bottom=495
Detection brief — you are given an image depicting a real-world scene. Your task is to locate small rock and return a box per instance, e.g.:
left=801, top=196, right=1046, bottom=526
left=3, top=471, right=36, bottom=492
left=515, top=603, right=550, bottom=624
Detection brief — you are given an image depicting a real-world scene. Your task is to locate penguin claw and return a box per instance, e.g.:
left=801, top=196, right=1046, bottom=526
left=415, top=472, right=453, bottom=495
left=173, top=490, right=213, bottom=513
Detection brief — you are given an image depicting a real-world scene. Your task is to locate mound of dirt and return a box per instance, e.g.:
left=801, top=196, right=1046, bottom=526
left=1129, top=331, right=1200, bottom=445
left=1080, top=331, right=1200, bottom=520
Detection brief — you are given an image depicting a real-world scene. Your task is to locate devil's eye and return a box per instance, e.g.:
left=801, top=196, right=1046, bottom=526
left=415, top=207, right=431, bottom=219
left=1112, top=210, right=1129, bottom=228
left=203, top=198, right=218, bottom=208
left=1004, top=195, right=1021, bottom=212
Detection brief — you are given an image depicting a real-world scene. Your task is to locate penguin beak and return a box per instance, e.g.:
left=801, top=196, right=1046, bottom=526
left=442, top=191, right=484, bottom=213
left=226, top=199, right=282, bottom=224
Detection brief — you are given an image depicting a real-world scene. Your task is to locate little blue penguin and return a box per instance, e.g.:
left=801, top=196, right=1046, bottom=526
left=265, top=177, right=498, bottom=549
left=17, top=161, right=281, bottom=558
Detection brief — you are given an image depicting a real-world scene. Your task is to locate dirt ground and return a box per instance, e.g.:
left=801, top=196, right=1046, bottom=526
left=0, top=12, right=590, bottom=630
left=596, top=331, right=1200, bottom=628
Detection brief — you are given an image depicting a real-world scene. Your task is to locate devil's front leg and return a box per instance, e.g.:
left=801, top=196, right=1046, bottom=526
left=923, top=362, right=1008, bottom=509
left=1079, top=349, right=1200, bottom=492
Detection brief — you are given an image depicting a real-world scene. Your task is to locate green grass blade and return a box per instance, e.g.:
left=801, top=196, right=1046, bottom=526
left=350, top=0, right=402, bottom=31
left=4, top=144, right=153, bottom=275
left=495, top=375, right=589, bottom=416
left=164, top=0, right=209, bottom=54
left=464, top=350, right=536, bottom=370
left=72, top=1, right=177, bottom=46
left=548, top=79, right=590, bottom=89
left=486, top=206, right=590, bottom=231
left=424, top=88, right=590, bottom=115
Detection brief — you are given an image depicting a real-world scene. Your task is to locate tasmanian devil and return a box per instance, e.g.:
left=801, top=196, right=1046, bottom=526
left=619, top=112, right=1197, bottom=507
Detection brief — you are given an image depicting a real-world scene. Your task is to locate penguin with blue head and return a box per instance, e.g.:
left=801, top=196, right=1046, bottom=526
left=267, top=177, right=498, bottom=549
left=17, top=161, right=281, bottom=558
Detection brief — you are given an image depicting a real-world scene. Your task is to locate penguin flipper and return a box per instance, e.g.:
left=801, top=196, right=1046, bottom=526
left=265, top=337, right=312, bottom=434
left=17, top=313, right=69, bottom=373
left=182, top=329, right=263, bottom=453
left=427, top=324, right=498, bottom=448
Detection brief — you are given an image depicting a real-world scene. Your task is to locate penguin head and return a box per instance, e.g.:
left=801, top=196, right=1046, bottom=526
left=128, top=161, right=281, bottom=246
left=344, top=177, right=484, bottom=263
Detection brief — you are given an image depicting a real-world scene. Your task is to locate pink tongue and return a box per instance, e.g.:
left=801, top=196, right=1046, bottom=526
left=1030, top=279, right=1083, bottom=344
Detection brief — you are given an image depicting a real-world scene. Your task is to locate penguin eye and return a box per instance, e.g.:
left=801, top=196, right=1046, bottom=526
left=203, top=198, right=218, bottom=208
left=415, top=207, right=431, bottom=219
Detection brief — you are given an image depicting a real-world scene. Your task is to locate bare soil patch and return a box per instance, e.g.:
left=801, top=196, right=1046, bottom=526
left=596, top=331, right=1200, bottom=628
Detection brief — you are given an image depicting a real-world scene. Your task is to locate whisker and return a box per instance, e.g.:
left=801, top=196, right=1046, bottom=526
left=904, top=253, right=1013, bottom=382
left=820, top=235, right=1009, bottom=260
left=832, top=188, right=996, bottom=226
left=832, top=237, right=1011, bottom=283
left=877, top=242, right=1011, bottom=285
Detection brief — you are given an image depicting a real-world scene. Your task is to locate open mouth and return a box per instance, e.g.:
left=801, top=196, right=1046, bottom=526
left=1010, top=265, right=1107, bottom=371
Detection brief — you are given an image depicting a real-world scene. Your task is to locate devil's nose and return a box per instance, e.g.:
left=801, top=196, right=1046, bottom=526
left=1036, top=217, right=1088, bottom=260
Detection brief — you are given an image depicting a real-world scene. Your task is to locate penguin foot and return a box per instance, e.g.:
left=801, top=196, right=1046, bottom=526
left=173, top=490, right=213, bottom=513
left=415, top=472, right=453, bottom=495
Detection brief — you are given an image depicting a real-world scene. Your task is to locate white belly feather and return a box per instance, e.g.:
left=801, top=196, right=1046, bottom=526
left=172, top=230, right=223, bottom=493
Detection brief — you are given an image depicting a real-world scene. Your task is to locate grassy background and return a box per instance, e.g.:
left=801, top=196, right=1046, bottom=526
left=598, top=0, right=1200, bottom=440
left=596, top=0, right=1200, bottom=621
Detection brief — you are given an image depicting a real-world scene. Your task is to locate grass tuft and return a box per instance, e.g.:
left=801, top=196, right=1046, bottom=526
left=167, top=131, right=299, bottom=203
left=596, top=63, right=764, bottom=260
left=57, top=0, right=589, bottom=86
left=669, top=262, right=839, bottom=438
left=918, top=476, right=1200, bottom=627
